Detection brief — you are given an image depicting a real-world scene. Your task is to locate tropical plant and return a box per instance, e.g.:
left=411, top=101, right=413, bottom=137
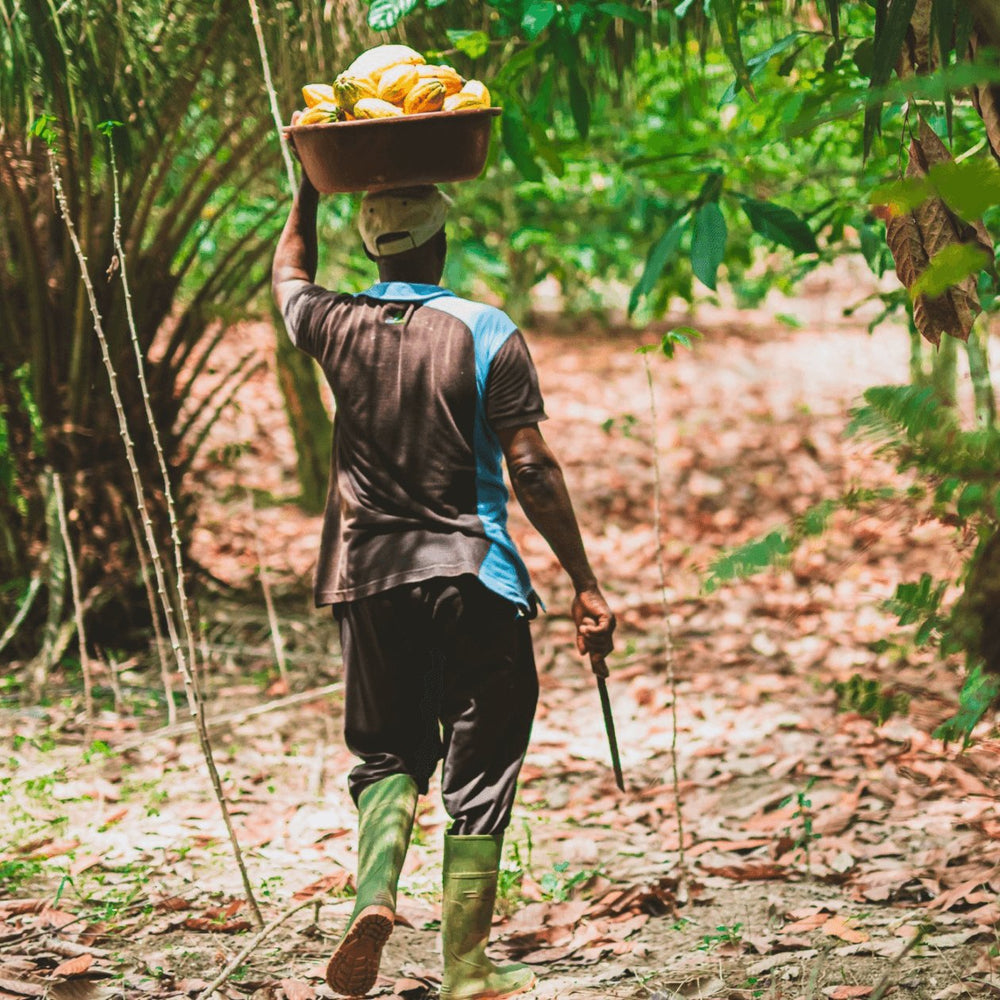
left=0, top=0, right=335, bottom=667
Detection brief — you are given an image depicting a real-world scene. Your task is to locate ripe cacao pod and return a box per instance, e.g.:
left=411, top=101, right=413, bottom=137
left=333, top=73, right=377, bottom=113
left=353, top=97, right=405, bottom=119
left=459, top=79, right=491, bottom=107
left=346, top=44, right=425, bottom=85
left=417, top=63, right=464, bottom=95
left=297, top=102, right=340, bottom=125
left=442, top=92, right=488, bottom=112
left=403, top=78, right=446, bottom=115
left=377, top=63, right=420, bottom=105
left=302, top=83, right=336, bottom=108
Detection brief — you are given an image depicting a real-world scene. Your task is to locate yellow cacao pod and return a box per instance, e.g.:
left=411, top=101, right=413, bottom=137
left=353, top=97, right=405, bottom=119
left=302, top=83, right=337, bottom=108
left=297, top=102, right=340, bottom=125
left=403, top=78, right=446, bottom=115
left=459, top=79, right=491, bottom=107
left=333, top=73, right=377, bottom=113
left=442, top=92, right=488, bottom=112
left=417, top=63, right=464, bottom=95
left=377, top=63, right=420, bottom=105
left=346, top=44, right=425, bottom=84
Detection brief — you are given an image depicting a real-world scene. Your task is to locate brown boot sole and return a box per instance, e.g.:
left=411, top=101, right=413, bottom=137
left=325, top=904, right=394, bottom=997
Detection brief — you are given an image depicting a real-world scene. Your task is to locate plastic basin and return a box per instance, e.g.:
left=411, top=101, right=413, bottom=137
left=283, top=107, right=501, bottom=194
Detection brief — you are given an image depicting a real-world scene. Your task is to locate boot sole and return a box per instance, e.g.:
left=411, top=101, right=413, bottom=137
left=440, top=972, right=537, bottom=1000
left=325, top=904, right=394, bottom=997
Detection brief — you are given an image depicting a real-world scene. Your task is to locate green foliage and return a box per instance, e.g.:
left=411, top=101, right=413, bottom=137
left=737, top=196, right=820, bottom=255
left=884, top=573, right=950, bottom=646
left=539, top=860, right=600, bottom=902
left=698, top=922, right=744, bottom=952
left=0, top=858, right=43, bottom=892
left=636, top=327, right=703, bottom=359
left=703, top=531, right=795, bottom=594
left=834, top=673, right=910, bottom=724
left=910, top=244, right=992, bottom=301
left=934, top=664, right=1000, bottom=746
left=702, top=489, right=895, bottom=593
left=780, top=778, right=821, bottom=871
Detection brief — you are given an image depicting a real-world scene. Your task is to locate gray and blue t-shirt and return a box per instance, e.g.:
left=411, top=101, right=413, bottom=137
left=282, top=280, right=546, bottom=613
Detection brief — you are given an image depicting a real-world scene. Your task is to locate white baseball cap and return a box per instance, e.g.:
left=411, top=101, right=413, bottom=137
left=358, top=185, right=453, bottom=257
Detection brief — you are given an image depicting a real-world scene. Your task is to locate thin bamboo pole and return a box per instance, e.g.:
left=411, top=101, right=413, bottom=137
left=48, top=149, right=264, bottom=929
left=246, top=0, right=298, bottom=195
left=107, top=134, right=199, bottom=680
left=52, top=471, right=94, bottom=731
left=124, top=505, right=177, bottom=726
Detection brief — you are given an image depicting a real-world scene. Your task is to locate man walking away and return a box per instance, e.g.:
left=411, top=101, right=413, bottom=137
left=272, top=177, right=615, bottom=999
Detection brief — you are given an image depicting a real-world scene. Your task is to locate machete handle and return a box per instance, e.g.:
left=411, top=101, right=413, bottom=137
left=588, top=651, right=609, bottom=679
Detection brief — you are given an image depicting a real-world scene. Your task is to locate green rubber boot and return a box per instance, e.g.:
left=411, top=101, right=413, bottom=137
left=440, top=834, right=536, bottom=1000
left=326, top=774, right=419, bottom=997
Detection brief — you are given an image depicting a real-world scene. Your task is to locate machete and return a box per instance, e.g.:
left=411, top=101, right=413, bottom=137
left=589, top=652, right=625, bottom=792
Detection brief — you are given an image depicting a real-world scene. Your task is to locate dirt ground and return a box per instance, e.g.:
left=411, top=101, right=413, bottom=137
left=3, top=260, right=1000, bottom=1000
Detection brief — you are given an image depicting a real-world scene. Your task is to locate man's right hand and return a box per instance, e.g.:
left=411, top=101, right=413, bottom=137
left=572, top=586, right=615, bottom=673
left=287, top=110, right=303, bottom=160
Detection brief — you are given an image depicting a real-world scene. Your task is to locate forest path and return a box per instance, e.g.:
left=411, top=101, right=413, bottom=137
left=3, top=275, right=999, bottom=1000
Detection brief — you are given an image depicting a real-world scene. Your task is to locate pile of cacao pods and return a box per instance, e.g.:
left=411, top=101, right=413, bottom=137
left=296, top=44, right=491, bottom=124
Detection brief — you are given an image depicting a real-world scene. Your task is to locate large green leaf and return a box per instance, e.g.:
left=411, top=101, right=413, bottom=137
left=864, top=0, right=918, bottom=157
left=710, top=0, right=755, bottom=100
left=445, top=29, right=491, bottom=59
left=598, top=2, right=647, bottom=25
left=739, top=196, right=819, bottom=255
left=367, top=0, right=419, bottom=31
left=691, top=201, right=728, bottom=291
left=500, top=101, right=543, bottom=181
left=628, top=212, right=690, bottom=315
left=568, top=65, right=591, bottom=139
left=522, top=1, right=557, bottom=40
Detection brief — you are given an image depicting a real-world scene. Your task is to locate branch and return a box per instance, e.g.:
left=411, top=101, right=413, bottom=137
left=195, top=898, right=319, bottom=1000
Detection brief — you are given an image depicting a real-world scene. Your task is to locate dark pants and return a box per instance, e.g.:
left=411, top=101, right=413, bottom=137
left=335, top=575, right=538, bottom=835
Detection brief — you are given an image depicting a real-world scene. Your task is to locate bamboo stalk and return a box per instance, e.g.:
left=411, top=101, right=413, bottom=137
left=107, top=135, right=201, bottom=676
left=0, top=575, right=42, bottom=660
left=52, top=471, right=94, bottom=730
left=47, top=149, right=264, bottom=929
left=642, top=353, right=686, bottom=874
left=246, top=0, right=299, bottom=194
left=124, top=504, right=176, bottom=727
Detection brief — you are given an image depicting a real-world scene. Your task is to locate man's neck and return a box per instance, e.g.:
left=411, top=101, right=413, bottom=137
left=376, top=271, right=442, bottom=286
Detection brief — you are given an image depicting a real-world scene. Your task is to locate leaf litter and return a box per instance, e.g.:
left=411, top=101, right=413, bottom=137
left=3, top=267, right=1000, bottom=999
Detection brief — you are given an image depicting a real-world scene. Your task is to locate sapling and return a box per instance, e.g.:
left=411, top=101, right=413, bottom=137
left=105, top=126, right=186, bottom=725
left=48, top=147, right=264, bottom=927
left=638, top=329, right=699, bottom=874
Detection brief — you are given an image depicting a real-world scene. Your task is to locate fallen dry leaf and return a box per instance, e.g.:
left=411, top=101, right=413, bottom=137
left=50, top=955, right=94, bottom=978
left=823, top=915, right=869, bottom=944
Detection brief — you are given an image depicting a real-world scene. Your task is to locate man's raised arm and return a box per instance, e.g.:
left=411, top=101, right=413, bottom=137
left=272, top=175, right=319, bottom=318
left=498, top=424, right=615, bottom=663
